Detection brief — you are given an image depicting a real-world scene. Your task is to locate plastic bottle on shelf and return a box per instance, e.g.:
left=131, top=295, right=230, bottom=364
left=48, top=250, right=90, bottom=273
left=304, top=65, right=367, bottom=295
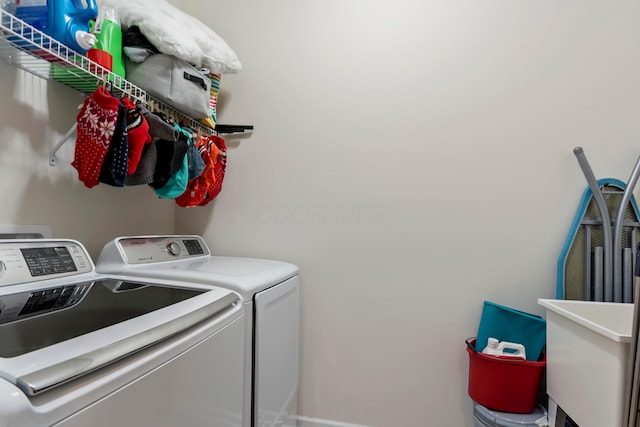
left=481, top=337, right=526, bottom=359
left=14, top=0, right=49, bottom=31
left=51, top=0, right=98, bottom=53
left=87, top=6, right=124, bottom=76
left=15, top=0, right=98, bottom=53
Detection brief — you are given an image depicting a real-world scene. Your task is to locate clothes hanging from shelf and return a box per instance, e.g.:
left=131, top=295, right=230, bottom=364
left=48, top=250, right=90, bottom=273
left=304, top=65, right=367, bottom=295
left=186, top=139, right=206, bottom=181
left=139, top=111, right=178, bottom=190
left=121, top=96, right=151, bottom=175
left=175, top=135, right=217, bottom=208
left=70, top=85, right=229, bottom=205
left=125, top=142, right=156, bottom=186
left=98, top=100, right=128, bottom=187
left=71, top=86, right=120, bottom=189
left=197, top=135, right=227, bottom=207
left=152, top=122, right=191, bottom=199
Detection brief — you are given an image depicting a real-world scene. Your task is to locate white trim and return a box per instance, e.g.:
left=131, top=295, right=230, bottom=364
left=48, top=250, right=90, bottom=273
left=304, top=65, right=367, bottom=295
left=294, top=415, right=374, bottom=427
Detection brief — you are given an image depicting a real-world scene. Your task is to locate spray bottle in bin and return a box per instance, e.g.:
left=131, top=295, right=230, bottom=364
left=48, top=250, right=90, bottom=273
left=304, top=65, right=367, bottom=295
left=482, top=337, right=526, bottom=360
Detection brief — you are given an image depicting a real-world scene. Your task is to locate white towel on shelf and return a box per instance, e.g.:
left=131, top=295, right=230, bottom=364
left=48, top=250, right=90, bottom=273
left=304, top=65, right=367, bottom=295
left=96, top=0, right=242, bottom=74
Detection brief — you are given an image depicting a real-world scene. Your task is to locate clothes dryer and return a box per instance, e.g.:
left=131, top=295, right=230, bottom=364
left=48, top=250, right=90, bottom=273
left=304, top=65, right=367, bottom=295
left=0, top=238, right=246, bottom=427
left=96, top=235, right=300, bottom=427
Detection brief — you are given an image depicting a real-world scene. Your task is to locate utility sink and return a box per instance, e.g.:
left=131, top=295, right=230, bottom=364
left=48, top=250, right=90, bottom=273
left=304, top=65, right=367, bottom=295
left=538, top=299, right=633, bottom=427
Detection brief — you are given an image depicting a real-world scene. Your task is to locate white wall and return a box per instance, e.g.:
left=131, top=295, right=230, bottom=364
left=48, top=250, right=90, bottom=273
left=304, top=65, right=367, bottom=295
left=0, top=59, right=175, bottom=257
left=1, top=0, right=638, bottom=426
left=175, top=1, right=640, bottom=426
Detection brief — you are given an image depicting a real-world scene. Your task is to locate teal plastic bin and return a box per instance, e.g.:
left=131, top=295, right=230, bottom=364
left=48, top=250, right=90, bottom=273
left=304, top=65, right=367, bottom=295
left=476, top=301, right=546, bottom=361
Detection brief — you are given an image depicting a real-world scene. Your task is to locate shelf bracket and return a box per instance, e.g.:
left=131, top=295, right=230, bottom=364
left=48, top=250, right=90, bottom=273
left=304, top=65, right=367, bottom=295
left=214, top=124, right=254, bottom=135
left=49, top=124, right=77, bottom=166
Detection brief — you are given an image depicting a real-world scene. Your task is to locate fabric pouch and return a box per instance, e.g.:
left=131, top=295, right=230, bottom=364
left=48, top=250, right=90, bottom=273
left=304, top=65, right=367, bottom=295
left=125, top=54, right=211, bottom=119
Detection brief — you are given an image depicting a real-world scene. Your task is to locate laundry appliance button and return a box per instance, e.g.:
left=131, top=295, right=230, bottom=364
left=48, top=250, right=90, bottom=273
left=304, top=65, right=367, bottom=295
left=166, top=242, right=181, bottom=256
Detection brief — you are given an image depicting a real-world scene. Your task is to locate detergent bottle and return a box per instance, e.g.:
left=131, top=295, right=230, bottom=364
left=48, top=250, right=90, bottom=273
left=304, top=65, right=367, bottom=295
left=481, top=337, right=526, bottom=359
left=51, top=0, right=98, bottom=53
left=14, top=0, right=49, bottom=32
left=16, top=0, right=98, bottom=54
left=87, top=6, right=125, bottom=76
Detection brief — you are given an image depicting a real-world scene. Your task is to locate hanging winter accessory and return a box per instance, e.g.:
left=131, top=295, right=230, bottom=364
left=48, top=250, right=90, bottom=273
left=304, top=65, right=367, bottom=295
left=198, top=135, right=227, bottom=206
left=71, top=86, right=120, bottom=188
left=98, top=101, right=128, bottom=187
left=175, top=135, right=217, bottom=208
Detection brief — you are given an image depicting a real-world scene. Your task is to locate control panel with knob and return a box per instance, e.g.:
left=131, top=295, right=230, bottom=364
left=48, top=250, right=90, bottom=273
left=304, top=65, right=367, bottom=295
left=109, top=236, right=210, bottom=265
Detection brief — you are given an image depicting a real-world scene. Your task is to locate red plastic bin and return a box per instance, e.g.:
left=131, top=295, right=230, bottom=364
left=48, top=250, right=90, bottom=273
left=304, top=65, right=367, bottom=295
left=466, top=338, right=545, bottom=414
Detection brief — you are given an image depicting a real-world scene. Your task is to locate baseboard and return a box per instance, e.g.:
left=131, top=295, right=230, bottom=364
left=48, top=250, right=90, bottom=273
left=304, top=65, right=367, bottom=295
left=293, top=415, right=374, bottom=427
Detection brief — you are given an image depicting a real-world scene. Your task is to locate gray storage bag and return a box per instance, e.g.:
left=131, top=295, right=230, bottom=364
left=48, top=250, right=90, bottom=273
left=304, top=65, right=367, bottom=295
left=125, top=54, right=211, bottom=119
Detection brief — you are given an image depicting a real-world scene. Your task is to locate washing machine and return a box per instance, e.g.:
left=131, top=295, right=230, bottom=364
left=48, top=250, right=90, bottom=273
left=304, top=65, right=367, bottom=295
left=0, top=238, right=246, bottom=427
left=96, top=235, right=300, bottom=427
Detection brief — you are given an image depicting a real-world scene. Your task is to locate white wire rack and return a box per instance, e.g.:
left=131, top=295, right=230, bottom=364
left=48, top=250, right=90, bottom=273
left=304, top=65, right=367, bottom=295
left=0, top=10, right=220, bottom=165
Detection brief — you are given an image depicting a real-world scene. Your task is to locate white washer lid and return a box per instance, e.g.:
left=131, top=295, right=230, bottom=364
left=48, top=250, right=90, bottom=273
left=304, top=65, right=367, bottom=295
left=116, top=256, right=298, bottom=300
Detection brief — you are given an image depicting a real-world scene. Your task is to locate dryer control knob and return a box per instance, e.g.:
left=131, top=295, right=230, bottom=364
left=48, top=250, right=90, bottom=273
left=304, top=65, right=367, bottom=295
left=166, top=242, right=181, bottom=256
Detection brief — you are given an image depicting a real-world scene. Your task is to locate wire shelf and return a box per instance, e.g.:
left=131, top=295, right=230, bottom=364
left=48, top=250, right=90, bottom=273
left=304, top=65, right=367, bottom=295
left=0, top=9, right=215, bottom=135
